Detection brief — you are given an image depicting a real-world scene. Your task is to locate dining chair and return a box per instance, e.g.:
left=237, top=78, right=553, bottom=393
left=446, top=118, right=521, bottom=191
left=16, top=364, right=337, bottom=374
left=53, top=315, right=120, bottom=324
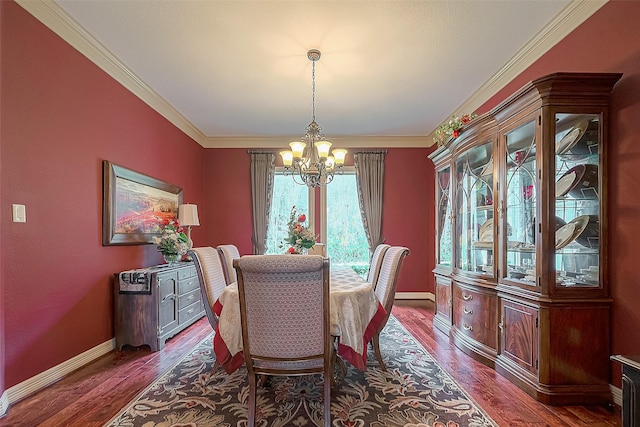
left=234, top=255, right=332, bottom=427
left=367, top=244, right=391, bottom=290
left=372, top=246, right=410, bottom=372
left=188, top=247, right=228, bottom=330
left=217, top=244, right=241, bottom=284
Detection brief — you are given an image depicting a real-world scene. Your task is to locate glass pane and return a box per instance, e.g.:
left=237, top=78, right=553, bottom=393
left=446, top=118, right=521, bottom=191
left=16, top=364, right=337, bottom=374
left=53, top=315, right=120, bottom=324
left=455, top=141, right=494, bottom=274
left=554, top=113, right=600, bottom=287
left=326, top=174, right=370, bottom=272
left=436, top=166, right=452, bottom=267
left=265, top=174, right=310, bottom=254
left=505, top=120, right=536, bottom=284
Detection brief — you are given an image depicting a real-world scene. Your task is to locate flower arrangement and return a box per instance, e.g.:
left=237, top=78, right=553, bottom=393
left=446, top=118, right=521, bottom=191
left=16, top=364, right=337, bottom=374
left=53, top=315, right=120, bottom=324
left=433, top=113, right=478, bottom=147
left=152, top=218, right=189, bottom=262
left=282, top=206, right=316, bottom=254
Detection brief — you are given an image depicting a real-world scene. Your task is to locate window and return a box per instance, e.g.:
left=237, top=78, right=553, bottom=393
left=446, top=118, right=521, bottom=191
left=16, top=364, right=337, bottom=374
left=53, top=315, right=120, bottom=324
left=265, top=172, right=312, bottom=254
left=266, top=170, right=369, bottom=275
left=322, top=171, right=370, bottom=272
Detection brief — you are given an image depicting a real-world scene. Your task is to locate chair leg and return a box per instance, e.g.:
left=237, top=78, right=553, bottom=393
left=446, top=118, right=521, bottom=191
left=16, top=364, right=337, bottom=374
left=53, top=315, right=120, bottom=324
left=324, top=368, right=331, bottom=427
left=248, top=373, right=257, bottom=427
left=372, top=333, right=387, bottom=372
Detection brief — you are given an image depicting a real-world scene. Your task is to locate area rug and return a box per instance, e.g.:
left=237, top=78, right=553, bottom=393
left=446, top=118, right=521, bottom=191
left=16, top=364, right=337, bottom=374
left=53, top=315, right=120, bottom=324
left=105, top=316, right=497, bottom=427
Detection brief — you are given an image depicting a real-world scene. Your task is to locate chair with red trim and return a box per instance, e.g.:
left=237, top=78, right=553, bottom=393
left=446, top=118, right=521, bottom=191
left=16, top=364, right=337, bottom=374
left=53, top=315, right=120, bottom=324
left=234, top=254, right=332, bottom=427
left=371, top=246, right=410, bottom=371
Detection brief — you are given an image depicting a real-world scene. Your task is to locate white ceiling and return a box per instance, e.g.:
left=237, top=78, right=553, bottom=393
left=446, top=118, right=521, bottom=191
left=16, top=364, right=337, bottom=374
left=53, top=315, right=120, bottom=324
left=18, top=1, right=605, bottom=148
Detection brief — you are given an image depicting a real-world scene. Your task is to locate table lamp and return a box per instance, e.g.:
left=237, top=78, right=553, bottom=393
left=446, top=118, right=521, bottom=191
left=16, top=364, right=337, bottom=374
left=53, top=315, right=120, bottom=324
left=178, top=204, right=200, bottom=250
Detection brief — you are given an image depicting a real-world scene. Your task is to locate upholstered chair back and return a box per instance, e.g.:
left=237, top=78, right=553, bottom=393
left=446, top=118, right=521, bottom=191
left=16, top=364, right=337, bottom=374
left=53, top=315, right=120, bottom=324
left=367, top=244, right=391, bottom=289
left=234, top=254, right=331, bottom=427
left=372, top=246, right=410, bottom=371
left=374, top=246, right=410, bottom=314
left=188, top=247, right=228, bottom=330
left=217, top=244, right=241, bottom=284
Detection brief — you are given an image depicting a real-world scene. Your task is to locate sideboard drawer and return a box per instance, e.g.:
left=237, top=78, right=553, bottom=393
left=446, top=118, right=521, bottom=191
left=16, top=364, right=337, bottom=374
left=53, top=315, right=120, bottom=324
left=179, top=288, right=201, bottom=310
left=179, top=301, right=202, bottom=325
left=178, top=275, right=199, bottom=294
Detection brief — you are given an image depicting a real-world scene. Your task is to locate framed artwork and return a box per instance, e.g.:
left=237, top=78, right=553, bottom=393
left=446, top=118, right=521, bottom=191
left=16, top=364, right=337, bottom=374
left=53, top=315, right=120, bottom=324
left=103, top=160, right=183, bottom=245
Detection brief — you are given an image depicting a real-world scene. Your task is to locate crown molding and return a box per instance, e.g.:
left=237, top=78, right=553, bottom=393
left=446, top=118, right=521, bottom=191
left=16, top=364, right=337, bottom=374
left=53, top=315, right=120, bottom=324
left=200, top=135, right=430, bottom=149
left=426, top=0, right=608, bottom=146
left=18, top=0, right=605, bottom=149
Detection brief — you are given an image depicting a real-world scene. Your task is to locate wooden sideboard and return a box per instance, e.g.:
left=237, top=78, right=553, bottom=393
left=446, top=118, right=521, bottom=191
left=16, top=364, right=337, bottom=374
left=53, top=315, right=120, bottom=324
left=114, top=262, right=205, bottom=351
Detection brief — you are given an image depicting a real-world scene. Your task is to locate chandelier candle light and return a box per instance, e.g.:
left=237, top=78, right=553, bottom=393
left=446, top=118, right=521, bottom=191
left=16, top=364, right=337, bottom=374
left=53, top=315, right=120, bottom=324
left=280, top=49, right=347, bottom=188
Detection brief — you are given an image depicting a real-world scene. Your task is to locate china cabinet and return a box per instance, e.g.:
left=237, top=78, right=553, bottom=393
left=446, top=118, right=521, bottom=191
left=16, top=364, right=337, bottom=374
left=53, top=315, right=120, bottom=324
left=428, top=72, right=621, bottom=404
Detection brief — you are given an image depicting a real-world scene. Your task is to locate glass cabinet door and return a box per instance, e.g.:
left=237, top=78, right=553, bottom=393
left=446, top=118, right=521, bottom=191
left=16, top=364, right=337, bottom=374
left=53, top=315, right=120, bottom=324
left=554, top=113, right=601, bottom=288
left=436, top=166, right=452, bottom=268
left=504, top=120, right=537, bottom=285
left=454, top=141, right=494, bottom=275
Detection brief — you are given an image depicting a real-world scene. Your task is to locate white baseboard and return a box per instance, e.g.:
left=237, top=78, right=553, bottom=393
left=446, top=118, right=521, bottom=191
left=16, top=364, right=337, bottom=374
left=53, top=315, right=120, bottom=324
left=0, top=338, right=115, bottom=417
left=395, top=292, right=434, bottom=301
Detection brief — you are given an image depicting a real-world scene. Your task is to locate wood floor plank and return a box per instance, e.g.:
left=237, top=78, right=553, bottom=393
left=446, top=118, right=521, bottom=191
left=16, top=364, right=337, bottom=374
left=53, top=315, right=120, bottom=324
left=0, top=302, right=621, bottom=426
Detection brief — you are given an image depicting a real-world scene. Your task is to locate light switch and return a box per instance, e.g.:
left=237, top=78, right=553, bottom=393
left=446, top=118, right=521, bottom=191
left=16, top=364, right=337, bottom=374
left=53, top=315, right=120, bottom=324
left=12, top=204, right=26, bottom=223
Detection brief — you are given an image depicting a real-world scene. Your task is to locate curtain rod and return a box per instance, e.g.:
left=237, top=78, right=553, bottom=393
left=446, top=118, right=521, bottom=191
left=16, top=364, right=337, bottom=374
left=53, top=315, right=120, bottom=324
left=354, top=150, right=388, bottom=154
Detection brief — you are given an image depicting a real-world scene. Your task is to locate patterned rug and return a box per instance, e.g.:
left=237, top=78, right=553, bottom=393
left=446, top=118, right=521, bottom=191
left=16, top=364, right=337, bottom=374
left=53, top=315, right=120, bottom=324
left=105, top=316, right=497, bottom=427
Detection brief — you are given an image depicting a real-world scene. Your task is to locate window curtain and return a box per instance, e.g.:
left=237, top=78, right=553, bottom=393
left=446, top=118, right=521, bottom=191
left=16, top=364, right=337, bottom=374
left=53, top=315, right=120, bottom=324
left=250, top=152, right=275, bottom=254
left=354, top=151, right=386, bottom=252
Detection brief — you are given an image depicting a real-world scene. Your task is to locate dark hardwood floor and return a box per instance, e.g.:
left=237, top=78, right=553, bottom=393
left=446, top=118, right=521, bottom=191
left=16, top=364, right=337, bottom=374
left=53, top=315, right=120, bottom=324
left=0, top=300, right=621, bottom=426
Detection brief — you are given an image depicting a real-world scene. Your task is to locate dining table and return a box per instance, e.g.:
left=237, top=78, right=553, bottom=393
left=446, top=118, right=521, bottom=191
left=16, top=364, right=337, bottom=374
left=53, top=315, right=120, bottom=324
left=212, top=264, right=387, bottom=374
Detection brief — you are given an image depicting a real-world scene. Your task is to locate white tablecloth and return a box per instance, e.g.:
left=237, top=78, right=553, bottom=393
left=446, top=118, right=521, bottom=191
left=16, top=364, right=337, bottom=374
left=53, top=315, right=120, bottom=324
left=213, top=265, right=386, bottom=372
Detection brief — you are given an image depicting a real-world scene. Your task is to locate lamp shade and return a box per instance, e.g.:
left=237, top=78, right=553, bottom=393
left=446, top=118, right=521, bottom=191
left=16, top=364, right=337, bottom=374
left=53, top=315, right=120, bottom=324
left=280, top=150, right=294, bottom=166
left=178, top=204, right=200, bottom=226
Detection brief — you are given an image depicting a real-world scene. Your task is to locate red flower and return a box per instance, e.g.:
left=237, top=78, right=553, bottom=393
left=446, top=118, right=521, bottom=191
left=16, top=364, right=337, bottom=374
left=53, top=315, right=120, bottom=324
left=461, top=114, right=471, bottom=124
left=294, top=223, right=303, bottom=233
left=287, top=247, right=296, bottom=254
left=452, top=129, right=460, bottom=138
left=297, top=214, right=306, bottom=222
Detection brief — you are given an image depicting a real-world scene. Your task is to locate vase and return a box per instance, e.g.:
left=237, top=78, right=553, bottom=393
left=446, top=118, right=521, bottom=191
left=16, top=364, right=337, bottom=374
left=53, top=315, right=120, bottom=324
left=286, top=247, right=307, bottom=255
left=163, top=253, right=182, bottom=266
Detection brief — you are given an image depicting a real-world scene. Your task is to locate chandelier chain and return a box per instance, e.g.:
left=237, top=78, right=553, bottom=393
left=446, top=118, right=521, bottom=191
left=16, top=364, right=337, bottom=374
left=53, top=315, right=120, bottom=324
left=280, top=49, right=346, bottom=188
left=311, top=59, right=316, bottom=122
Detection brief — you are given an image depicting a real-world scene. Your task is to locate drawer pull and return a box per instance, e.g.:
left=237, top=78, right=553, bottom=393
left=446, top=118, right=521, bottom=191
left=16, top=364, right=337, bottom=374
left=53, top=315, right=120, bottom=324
left=463, top=307, right=473, bottom=315
left=187, top=294, right=195, bottom=301
left=462, top=293, right=473, bottom=301
left=161, top=293, right=176, bottom=303
left=463, top=323, right=473, bottom=331
left=187, top=308, right=195, bottom=315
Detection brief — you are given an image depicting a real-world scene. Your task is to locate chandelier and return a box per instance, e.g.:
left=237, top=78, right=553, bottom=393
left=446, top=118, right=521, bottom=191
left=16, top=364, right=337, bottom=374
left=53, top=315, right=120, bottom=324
left=280, top=49, right=347, bottom=188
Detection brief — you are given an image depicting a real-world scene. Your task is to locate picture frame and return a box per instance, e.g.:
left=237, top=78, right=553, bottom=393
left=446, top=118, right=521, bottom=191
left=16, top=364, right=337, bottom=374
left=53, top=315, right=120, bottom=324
left=103, top=160, right=183, bottom=245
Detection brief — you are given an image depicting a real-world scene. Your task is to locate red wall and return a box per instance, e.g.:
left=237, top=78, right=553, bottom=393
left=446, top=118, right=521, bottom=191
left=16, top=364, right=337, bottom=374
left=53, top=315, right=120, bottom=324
left=203, top=147, right=436, bottom=294
left=1, top=2, right=207, bottom=389
left=475, top=0, right=640, bottom=363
